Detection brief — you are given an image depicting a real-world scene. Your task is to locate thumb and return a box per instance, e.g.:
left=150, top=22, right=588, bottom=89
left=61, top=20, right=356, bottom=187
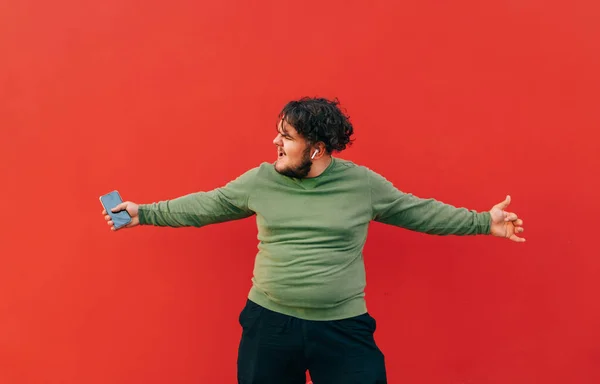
left=495, top=195, right=511, bottom=210
left=111, top=202, right=128, bottom=212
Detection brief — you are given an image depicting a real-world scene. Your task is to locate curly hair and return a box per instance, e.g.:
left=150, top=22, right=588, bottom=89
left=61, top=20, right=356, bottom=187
left=278, top=97, right=354, bottom=153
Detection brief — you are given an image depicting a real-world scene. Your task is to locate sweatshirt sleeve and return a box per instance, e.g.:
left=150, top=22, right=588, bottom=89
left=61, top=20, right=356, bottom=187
left=368, top=169, right=491, bottom=235
left=137, top=167, right=258, bottom=228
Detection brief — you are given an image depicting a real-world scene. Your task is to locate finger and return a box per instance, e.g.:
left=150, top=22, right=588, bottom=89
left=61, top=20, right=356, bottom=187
left=504, top=212, right=518, bottom=222
left=515, top=226, right=524, bottom=233
left=107, top=220, right=114, bottom=227
left=104, top=215, right=111, bottom=221
left=513, top=219, right=523, bottom=226
left=111, top=202, right=127, bottom=212
left=495, top=195, right=511, bottom=210
left=509, top=234, right=526, bottom=243
left=102, top=209, right=107, bottom=215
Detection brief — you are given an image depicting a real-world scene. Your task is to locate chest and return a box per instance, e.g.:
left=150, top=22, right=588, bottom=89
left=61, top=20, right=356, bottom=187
left=251, top=187, right=372, bottom=239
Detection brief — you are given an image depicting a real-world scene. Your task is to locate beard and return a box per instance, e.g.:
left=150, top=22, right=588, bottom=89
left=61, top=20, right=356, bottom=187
left=274, top=146, right=313, bottom=179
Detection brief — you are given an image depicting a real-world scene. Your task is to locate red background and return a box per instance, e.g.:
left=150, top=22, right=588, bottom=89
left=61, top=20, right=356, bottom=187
left=1, top=0, right=599, bottom=383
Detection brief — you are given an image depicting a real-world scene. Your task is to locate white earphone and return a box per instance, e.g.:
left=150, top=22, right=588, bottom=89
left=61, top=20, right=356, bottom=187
left=311, top=149, right=319, bottom=159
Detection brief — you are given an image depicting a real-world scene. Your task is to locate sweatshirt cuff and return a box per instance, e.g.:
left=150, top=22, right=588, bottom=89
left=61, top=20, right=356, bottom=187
left=138, top=205, right=148, bottom=225
left=478, top=211, right=492, bottom=235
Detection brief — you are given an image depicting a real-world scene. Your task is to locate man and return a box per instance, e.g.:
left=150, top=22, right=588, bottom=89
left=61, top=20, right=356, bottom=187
left=102, top=97, right=525, bottom=383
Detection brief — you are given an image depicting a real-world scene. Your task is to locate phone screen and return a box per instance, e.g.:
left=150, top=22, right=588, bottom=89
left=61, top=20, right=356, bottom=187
left=100, top=191, right=132, bottom=229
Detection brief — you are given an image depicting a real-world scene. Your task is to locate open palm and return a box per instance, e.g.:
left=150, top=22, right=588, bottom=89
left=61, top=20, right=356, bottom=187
left=489, top=195, right=525, bottom=242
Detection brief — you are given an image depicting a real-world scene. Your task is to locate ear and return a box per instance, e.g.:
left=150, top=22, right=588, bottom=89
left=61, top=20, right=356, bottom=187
left=311, top=143, right=327, bottom=159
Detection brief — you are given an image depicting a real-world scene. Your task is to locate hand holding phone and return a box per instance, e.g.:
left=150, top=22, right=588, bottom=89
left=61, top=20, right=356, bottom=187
left=99, top=190, right=139, bottom=231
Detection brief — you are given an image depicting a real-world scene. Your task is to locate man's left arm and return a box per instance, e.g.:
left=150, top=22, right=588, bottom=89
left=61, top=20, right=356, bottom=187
left=368, top=170, right=525, bottom=242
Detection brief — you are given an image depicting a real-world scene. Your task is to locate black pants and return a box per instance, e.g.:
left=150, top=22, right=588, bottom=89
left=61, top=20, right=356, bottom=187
left=237, top=299, right=387, bottom=384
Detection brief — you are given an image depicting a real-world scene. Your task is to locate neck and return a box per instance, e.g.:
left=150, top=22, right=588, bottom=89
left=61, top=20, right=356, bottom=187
left=305, top=155, right=333, bottom=178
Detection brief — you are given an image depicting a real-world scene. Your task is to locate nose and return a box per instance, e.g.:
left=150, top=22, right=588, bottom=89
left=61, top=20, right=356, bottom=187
left=273, top=133, right=282, bottom=146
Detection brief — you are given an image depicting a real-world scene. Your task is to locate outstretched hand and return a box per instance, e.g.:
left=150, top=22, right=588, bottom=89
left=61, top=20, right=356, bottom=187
left=102, top=201, right=140, bottom=231
left=489, top=195, right=525, bottom=242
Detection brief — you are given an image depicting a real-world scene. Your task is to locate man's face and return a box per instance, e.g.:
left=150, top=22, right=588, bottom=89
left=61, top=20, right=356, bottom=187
left=273, top=119, right=313, bottom=178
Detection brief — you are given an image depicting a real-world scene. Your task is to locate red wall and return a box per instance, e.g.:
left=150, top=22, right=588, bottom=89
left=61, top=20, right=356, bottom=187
left=2, top=0, right=599, bottom=383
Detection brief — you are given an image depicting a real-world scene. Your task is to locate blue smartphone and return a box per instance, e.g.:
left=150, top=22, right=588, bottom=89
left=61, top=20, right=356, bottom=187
left=99, top=190, right=132, bottom=230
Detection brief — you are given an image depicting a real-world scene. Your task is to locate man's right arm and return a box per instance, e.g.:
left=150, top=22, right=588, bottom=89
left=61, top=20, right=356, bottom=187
left=138, top=167, right=258, bottom=228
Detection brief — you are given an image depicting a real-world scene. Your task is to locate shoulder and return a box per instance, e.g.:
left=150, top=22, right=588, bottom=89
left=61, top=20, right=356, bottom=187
left=238, top=161, right=278, bottom=183
left=236, top=162, right=274, bottom=176
left=332, top=157, right=378, bottom=178
left=333, top=159, right=398, bottom=193
left=224, top=163, right=271, bottom=186
left=332, top=157, right=364, bottom=172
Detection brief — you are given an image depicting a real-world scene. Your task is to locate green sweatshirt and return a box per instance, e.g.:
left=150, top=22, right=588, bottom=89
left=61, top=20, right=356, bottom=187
left=138, top=158, right=491, bottom=321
